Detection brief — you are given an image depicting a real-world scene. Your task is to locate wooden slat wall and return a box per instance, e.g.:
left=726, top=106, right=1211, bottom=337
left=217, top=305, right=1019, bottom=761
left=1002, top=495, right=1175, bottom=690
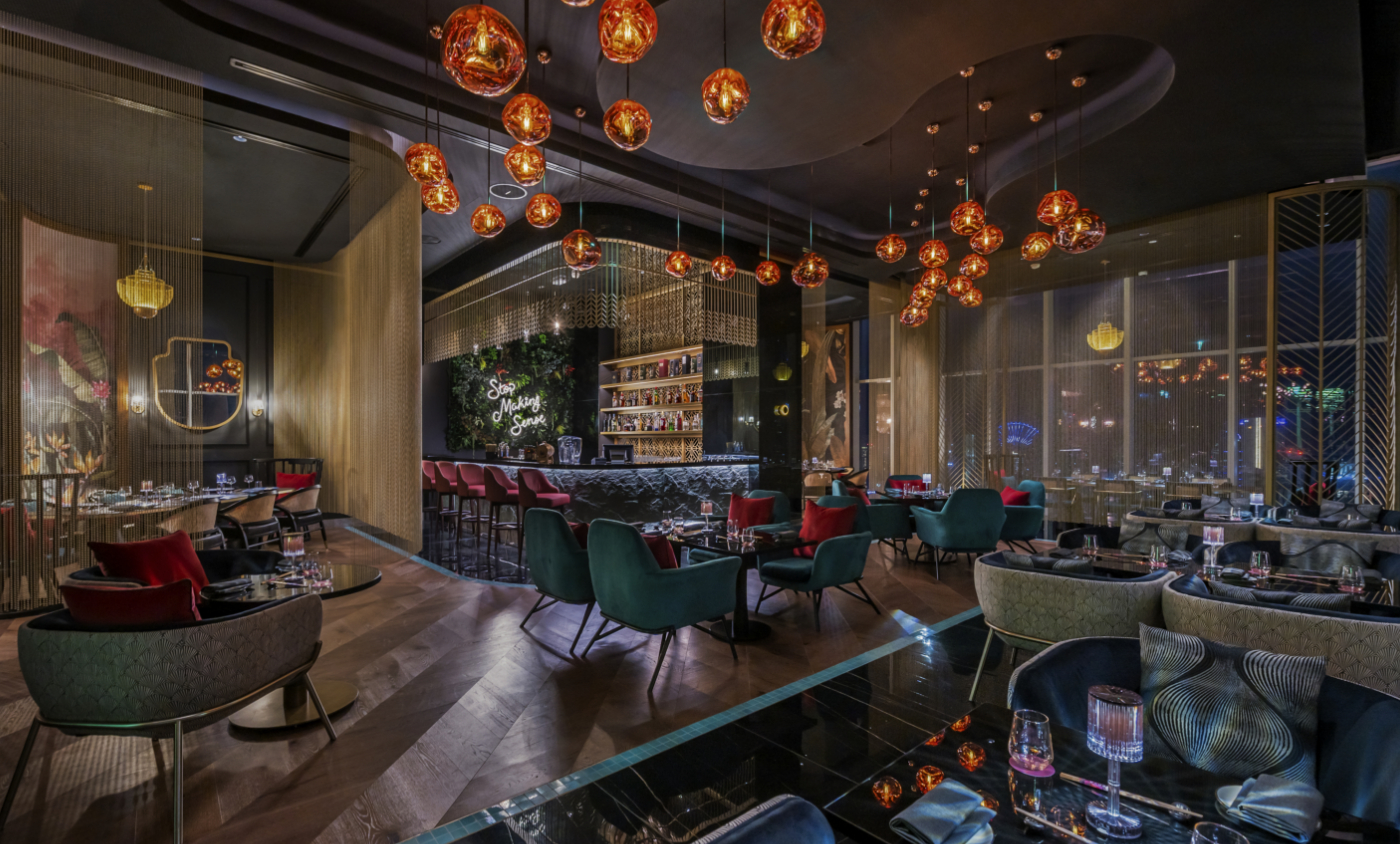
left=273, top=135, right=421, bottom=550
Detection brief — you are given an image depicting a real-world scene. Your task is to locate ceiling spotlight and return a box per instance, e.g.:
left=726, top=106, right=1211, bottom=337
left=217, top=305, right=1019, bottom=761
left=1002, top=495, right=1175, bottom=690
left=978, top=99, right=993, bottom=112
left=909, top=220, right=919, bottom=228
left=926, top=122, right=940, bottom=134
left=959, top=66, right=974, bottom=78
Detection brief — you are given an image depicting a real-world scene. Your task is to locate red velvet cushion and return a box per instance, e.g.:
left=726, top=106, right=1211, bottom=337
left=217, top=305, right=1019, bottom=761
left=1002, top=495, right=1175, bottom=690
left=642, top=534, right=679, bottom=569
left=855, top=488, right=872, bottom=506
left=277, top=471, right=317, bottom=490
left=888, top=479, right=927, bottom=492
left=61, top=580, right=200, bottom=628
left=88, top=531, right=210, bottom=594
left=727, top=494, right=776, bottom=529
left=796, top=501, right=857, bottom=558
left=536, top=493, right=571, bottom=508
left=1000, top=487, right=1031, bottom=506
left=569, top=521, right=590, bottom=548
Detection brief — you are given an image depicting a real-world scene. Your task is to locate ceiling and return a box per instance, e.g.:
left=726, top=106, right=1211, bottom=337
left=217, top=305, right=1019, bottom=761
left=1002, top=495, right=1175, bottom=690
left=2, top=0, right=1386, bottom=284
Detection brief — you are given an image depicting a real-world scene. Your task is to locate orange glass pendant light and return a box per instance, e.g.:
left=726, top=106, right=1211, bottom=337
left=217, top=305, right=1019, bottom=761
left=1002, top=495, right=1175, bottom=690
left=969, top=223, right=1003, bottom=255
left=405, top=142, right=448, bottom=186
left=760, top=0, right=825, bottom=60
left=504, top=143, right=545, bottom=185
left=919, top=239, right=949, bottom=269
left=947, top=274, right=972, bottom=297
left=1021, top=231, right=1052, bottom=261
left=1037, top=189, right=1078, bottom=225
left=910, top=285, right=935, bottom=309
left=960, top=253, right=989, bottom=279
left=471, top=202, right=506, bottom=236
left=1054, top=207, right=1107, bottom=253
left=441, top=5, right=526, bottom=97
left=598, top=0, right=658, bottom=63
left=960, top=286, right=983, bottom=307
left=423, top=179, right=461, bottom=214
left=876, top=233, right=906, bottom=263
left=665, top=250, right=692, bottom=278
left=712, top=254, right=737, bottom=281
left=950, top=200, right=985, bottom=236
left=561, top=228, right=601, bottom=270
left=899, top=304, right=929, bottom=327
left=603, top=97, right=651, bottom=150
left=526, top=192, right=561, bottom=227
left=502, top=92, right=551, bottom=145
left=756, top=260, right=781, bottom=286
left=702, top=68, right=749, bottom=124
left=920, top=267, right=947, bottom=291
left=793, top=252, right=828, bottom=288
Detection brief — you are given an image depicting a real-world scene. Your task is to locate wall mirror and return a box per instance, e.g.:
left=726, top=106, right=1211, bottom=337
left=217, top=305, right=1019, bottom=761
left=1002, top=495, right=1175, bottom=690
left=152, top=337, right=245, bottom=431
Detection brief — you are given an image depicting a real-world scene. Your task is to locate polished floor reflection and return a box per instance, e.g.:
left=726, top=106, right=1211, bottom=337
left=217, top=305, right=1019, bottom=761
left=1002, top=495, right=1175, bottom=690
left=427, top=615, right=1017, bottom=844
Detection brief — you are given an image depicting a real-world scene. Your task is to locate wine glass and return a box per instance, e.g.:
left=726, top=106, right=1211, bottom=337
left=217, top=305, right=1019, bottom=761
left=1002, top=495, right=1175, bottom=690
left=1008, top=709, right=1054, bottom=775
left=741, top=526, right=756, bottom=549
left=727, top=518, right=739, bottom=541
left=1340, top=564, right=1366, bottom=595
left=1249, top=551, right=1271, bottom=579
left=1082, top=534, right=1099, bottom=559
left=1148, top=545, right=1167, bottom=569
left=701, top=500, right=714, bottom=533
left=1192, top=823, right=1249, bottom=844
left=244, top=474, right=256, bottom=489
left=187, top=480, right=201, bottom=497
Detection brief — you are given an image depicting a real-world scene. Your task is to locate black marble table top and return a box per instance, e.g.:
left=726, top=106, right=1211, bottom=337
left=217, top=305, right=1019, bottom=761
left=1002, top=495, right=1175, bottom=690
left=827, top=704, right=1394, bottom=844
left=203, top=563, right=381, bottom=605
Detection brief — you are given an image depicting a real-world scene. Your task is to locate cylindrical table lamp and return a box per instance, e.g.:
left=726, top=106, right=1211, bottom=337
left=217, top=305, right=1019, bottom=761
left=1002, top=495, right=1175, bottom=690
left=1086, top=685, right=1144, bottom=838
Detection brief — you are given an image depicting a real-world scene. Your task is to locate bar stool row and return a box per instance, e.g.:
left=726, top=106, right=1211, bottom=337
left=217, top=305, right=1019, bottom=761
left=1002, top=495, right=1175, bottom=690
left=421, top=461, right=572, bottom=576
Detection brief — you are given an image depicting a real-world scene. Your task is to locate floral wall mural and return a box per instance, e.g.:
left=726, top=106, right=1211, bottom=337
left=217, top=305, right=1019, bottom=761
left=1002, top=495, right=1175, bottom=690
left=446, top=330, right=584, bottom=451
left=802, top=323, right=851, bottom=466
left=21, top=218, right=119, bottom=484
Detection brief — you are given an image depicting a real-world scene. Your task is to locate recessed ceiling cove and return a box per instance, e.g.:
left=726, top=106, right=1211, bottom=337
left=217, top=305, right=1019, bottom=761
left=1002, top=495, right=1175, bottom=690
left=596, top=0, right=1173, bottom=171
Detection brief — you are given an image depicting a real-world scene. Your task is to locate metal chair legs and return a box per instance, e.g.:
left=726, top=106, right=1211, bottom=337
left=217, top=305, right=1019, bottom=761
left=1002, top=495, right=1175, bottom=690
left=302, top=675, right=339, bottom=742
left=649, top=629, right=675, bottom=694
left=520, top=594, right=556, bottom=629
left=172, top=721, right=184, bottom=844
left=834, top=579, right=880, bottom=614
left=570, top=602, right=595, bottom=656
left=0, top=717, right=40, bottom=832
left=969, top=627, right=995, bottom=702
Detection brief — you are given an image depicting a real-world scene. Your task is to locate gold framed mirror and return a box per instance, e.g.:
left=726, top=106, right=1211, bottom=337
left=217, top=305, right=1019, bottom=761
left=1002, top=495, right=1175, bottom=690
left=152, top=337, right=245, bottom=431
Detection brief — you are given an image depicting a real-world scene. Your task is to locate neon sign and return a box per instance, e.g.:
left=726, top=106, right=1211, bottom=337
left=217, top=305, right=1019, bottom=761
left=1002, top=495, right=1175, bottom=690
left=487, top=378, right=546, bottom=437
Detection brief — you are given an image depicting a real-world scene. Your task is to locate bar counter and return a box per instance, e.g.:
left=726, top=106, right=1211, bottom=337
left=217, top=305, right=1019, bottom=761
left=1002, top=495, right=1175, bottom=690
left=442, top=457, right=760, bottom=523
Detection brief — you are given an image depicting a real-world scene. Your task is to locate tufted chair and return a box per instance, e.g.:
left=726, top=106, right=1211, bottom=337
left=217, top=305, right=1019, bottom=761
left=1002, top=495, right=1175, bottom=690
left=970, top=551, right=1172, bottom=701
left=2, top=594, right=333, bottom=843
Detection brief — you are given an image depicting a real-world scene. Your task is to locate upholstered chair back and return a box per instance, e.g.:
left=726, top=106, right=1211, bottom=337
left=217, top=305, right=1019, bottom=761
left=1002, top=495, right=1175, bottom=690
left=434, top=461, right=459, bottom=494
left=421, top=460, right=438, bottom=489
left=747, top=490, right=791, bottom=524
left=456, top=462, right=485, bottom=486
left=484, top=466, right=517, bottom=503
left=809, top=532, right=874, bottom=589
left=524, top=509, right=593, bottom=604
left=278, top=486, right=321, bottom=513
left=222, top=491, right=278, bottom=525
left=1017, top=480, right=1047, bottom=509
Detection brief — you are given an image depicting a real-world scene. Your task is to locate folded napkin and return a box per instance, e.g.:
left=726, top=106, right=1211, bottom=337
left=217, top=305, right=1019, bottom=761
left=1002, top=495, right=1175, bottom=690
left=1166, top=550, right=1195, bottom=565
left=890, top=780, right=995, bottom=844
left=1225, top=775, right=1324, bottom=843
left=201, top=578, right=253, bottom=597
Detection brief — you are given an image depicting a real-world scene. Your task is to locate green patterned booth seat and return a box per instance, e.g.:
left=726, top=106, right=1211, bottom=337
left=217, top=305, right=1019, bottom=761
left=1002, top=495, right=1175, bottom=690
left=1162, top=575, right=1400, bottom=697
left=1118, top=511, right=1256, bottom=552
left=971, top=552, right=1172, bottom=701
left=1256, top=521, right=1400, bottom=557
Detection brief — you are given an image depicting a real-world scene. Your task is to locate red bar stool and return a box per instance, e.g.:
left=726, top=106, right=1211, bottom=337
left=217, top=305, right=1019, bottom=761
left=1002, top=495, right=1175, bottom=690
left=422, top=460, right=439, bottom=514
left=434, top=461, right=462, bottom=540
left=483, top=466, right=520, bottom=572
left=517, top=468, right=572, bottom=569
left=454, top=463, right=488, bottom=540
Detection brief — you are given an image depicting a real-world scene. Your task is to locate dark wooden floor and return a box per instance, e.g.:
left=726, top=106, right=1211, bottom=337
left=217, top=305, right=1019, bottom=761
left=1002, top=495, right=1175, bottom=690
left=0, top=527, right=991, bottom=844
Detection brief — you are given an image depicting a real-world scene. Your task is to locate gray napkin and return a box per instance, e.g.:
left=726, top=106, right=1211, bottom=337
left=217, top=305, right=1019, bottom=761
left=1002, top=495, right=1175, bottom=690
left=890, top=780, right=995, bottom=844
left=1226, top=774, right=1324, bottom=843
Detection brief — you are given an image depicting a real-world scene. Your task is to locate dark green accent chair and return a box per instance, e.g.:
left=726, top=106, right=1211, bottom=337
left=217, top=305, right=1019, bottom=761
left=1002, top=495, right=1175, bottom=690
left=583, top=519, right=743, bottom=693
left=755, top=532, right=878, bottom=631
left=1001, top=480, right=1047, bottom=554
left=813, top=494, right=869, bottom=533
left=834, top=481, right=915, bottom=557
left=520, top=509, right=596, bottom=655
left=745, top=489, right=793, bottom=528
left=911, top=489, right=1006, bottom=578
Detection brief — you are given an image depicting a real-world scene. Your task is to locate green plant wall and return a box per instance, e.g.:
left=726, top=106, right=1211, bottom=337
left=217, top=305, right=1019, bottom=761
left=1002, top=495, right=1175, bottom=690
left=447, top=330, right=579, bottom=450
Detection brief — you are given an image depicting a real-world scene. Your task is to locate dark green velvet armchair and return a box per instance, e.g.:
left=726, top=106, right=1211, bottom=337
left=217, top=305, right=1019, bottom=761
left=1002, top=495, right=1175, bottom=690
left=521, top=509, right=596, bottom=655
left=912, top=489, right=1006, bottom=577
left=755, top=532, right=877, bottom=631
left=832, top=481, right=914, bottom=556
left=583, top=519, right=743, bottom=692
left=745, top=489, right=793, bottom=529
left=1000, top=480, right=1047, bottom=553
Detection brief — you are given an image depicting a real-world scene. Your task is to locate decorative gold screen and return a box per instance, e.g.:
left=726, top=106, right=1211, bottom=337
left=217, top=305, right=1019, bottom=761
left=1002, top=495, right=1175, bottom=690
left=424, top=239, right=757, bottom=361
left=0, top=16, right=203, bottom=613
left=273, top=135, right=422, bottom=551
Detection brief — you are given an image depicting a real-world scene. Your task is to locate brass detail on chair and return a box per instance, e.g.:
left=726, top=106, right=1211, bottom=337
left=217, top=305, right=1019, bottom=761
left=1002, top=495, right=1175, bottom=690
left=152, top=337, right=244, bottom=431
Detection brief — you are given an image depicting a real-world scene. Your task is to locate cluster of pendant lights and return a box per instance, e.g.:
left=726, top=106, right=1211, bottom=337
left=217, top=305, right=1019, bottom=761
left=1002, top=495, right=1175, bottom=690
left=895, top=48, right=1107, bottom=329
left=406, top=0, right=832, bottom=289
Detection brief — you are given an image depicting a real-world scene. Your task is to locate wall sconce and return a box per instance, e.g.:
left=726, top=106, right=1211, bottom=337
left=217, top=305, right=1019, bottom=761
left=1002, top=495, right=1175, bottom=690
left=250, top=398, right=266, bottom=417
left=772, top=362, right=793, bottom=382
left=129, top=393, right=146, bottom=414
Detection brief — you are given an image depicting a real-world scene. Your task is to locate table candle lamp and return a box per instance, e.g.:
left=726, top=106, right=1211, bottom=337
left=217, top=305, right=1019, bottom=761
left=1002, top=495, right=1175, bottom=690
left=1249, top=492, right=1264, bottom=519
left=1085, top=685, right=1144, bottom=839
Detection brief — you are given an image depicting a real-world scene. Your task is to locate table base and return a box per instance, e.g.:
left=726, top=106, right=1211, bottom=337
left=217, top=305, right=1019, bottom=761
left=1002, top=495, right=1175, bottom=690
left=707, top=619, right=772, bottom=643
left=229, top=680, right=357, bottom=730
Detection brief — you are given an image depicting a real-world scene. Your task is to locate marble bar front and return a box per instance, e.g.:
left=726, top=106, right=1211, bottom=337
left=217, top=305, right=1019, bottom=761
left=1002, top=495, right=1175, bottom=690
left=448, top=458, right=760, bottom=524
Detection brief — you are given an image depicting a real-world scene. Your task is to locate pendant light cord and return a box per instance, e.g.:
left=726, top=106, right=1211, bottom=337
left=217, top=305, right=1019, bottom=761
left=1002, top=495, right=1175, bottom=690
left=808, top=163, right=814, bottom=248
left=982, top=108, right=990, bottom=214
left=577, top=112, right=584, bottom=227
left=887, top=131, right=893, bottom=231
left=486, top=106, right=492, bottom=198
left=1077, top=82, right=1084, bottom=193
left=722, top=0, right=727, bottom=68
left=675, top=162, right=682, bottom=249
left=765, top=174, right=772, bottom=260
left=964, top=74, right=971, bottom=201
left=423, top=0, right=430, bottom=141
left=929, top=129, right=937, bottom=239
left=720, top=170, right=726, bottom=254
left=1051, top=56, right=1059, bottom=192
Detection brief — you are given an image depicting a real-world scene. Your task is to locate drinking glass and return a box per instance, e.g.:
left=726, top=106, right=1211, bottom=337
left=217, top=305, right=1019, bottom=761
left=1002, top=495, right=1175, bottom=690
left=1085, top=685, right=1144, bottom=838
left=244, top=474, right=255, bottom=489
left=141, top=480, right=154, bottom=498
left=1148, top=545, right=1167, bottom=569
left=727, top=519, right=740, bottom=541
left=741, top=526, right=756, bottom=548
left=1249, top=551, right=1272, bottom=579
left=1007, top=709, right=1054, bottom=775
left=1340, top=564, right=1366, bottom=595
left=661, top=514, right=673, bottom=533
left=1192, top=823, right=1249, bottom=844
left=1082, top=534, right=1100, bottom=558
left=701, top=500, right=714, bottom=532
left=187, top=480, right=201, bottom=496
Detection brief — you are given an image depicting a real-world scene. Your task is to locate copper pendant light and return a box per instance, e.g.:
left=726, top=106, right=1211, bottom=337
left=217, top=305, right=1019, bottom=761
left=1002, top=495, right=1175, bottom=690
left=561, top=108, right=601, bottom=271
left=702, top=0, right=749, bottom=124
left=949, top=67, right=985, bottom=236
left=899, top=304, right=929, bottom=327
left=666, top=162, right=690, bottom=278
left=947, top=275, right=972, bottom=298
left=424, top=179, right=461, bottom=214
left=969, top=223, right=1003, bottom=255
left=760, top=0, right=825, bottom=60
left=712, top=172, right=736, bottom=281
left=407, top=8, right=449, bottom=186
left=473, top=108, right=507, bottom=236
left=441, top=5, right=526, bottom=97
left=959, top=253, right=989, bottom=279
left=526, top=192, right=561, bottom=227
left=920, top=267, right=947, bottom=292
left=919, top=239, right=949, bottom=268
left=1054, top=72, right=1106, bottom=252
left=756, top=175, right=780, bottom=285
left=504, top=142, right=545, bottom=185
left=502, top=92, right=551, bottom=145
left=792, top=163, right=827, bottom=288
left=876, top=132, right=907, bottom=263
left=604, top=66, right=651, bottom=150
left=1036, top=48, right=1079, bottom=225
left=959, top=286, right=983, bottom=307
left=917, top=123, right=948, bottom=269
left=598, top=0, right=658, bottom=63
left=910, top=284, right=935, bottom=309
left=1021, top=231, right=1053, bottom=261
